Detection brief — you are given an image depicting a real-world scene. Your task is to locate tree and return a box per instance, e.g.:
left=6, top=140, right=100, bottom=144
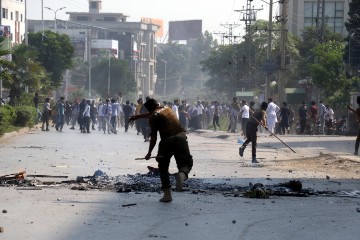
left=309, top=41, right=350, bottom=108
left=3, top=44, right=48, bottom=105
left=28, top=30, right=74, bottom=88
left=297, top=27, right=344, bottom=79
left=91, top=58, right=136, bottom=97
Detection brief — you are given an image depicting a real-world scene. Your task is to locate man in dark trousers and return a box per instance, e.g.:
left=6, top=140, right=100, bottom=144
left=239, top=102, right=268, bottom=163
left=123, top=100, right=133, bottom=132
left=130, top=99, right=193, bottom=202
left=347, top=96, right=360, bottom=155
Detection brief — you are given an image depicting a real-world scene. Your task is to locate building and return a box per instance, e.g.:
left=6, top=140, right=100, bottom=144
left=28, top=0, right=159, bottom=98
left=288, top=0, right=350, bottom=37
left=0, top=0, right=26, bottom=45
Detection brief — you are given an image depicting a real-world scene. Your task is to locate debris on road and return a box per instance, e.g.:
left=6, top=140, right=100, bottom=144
left=122, top=203, right=137, bottom=207
left=27, top=175, right=68, bottom=178
left=0, top=168, right=358, bottom=199
left=0, top=171, right=26, bottom=181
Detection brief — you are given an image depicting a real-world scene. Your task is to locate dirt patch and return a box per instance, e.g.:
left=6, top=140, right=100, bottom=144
left=267, top=154, right=360, bottom=179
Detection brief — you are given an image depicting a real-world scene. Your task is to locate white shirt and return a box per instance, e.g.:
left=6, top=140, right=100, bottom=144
left=241, top=105, right=250, bottom=118
left=196, top=104, right=204, bottom=115
left=83, top=105, right=90, bottom=117
left=266, top=102, right=280, bottom=117
left=324, top=108, right=334, bottom=121
left=172, top=105, right=179, bottom=119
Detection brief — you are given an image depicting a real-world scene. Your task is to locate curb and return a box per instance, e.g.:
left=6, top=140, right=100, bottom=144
left=0, top=125, right=40, bottom=141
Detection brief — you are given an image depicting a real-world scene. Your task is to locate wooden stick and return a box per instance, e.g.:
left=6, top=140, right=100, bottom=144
left=27, top=175, right=68, bottom=178
left=251, top=115, right=296, bottom=153
left=135, top=156, right=163, bottom=160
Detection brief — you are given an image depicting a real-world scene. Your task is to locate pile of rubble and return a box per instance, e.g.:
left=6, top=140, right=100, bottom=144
left=1, top=170, right=357, bottom=199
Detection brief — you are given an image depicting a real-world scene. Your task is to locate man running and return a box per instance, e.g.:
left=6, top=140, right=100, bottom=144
left=239, top=102, right=268, bottom=163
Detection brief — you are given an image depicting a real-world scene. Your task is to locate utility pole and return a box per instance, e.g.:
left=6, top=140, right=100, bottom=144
left=220, top=23, right=241, bottom=94
left=316, top=0, right=326, bottom=43
left=278, top=0, right=288, bottom=103
left=213, top=31, right=227, bottom=46
left=236, top=0, right=262, bottom=91
left=265, top=0, right=273, bottom=100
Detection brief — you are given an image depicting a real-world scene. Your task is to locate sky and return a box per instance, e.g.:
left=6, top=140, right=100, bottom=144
left=27, top=0, right=278, bottom=41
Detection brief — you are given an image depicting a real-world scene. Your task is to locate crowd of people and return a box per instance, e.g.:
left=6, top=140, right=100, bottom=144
left=34, top=93, right=344, bottom=138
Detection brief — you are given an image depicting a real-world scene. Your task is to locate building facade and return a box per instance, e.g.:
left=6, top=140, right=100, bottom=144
left=28, top=0, right=159, bottom=98
left=288, top=0, right=350, bottom=37
left=0, top=0, right=26, bottom=45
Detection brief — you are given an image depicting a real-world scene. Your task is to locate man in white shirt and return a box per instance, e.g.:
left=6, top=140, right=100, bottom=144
left=111, top=98, right=120, bottom=134
left=82, top=100, right=91, bottom=133
left=196, top=100, right=204, bottom=129
left=324, top=105, right=334, bottom=135
left=240, top=100, right=250, bottom=136
left=172, top=99, right=180, bottom=119
left=318, top=100, right=326, bottom=134
left=102, top=98, right=114, bottom=134
left=266, top=98, right=280, bottom=135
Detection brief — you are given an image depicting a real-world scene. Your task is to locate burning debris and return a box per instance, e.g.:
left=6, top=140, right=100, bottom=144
left=0, top=170, right=358, bottom=199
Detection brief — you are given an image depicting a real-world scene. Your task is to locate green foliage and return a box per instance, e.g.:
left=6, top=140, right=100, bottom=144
left=28, top=30, right=74, bottom=88
left=14, top=106, right=37, bottom=127
left=0, top=105, right=16, bottom=135
left=309, top=41, right=348, bottom=93
left=91, top=58, right=136, bottom=97
left=1, top=44, right=49, bottom=105
left=297, top=27, right=344, bottom=79
left=16, top=93, right=36, bottom=107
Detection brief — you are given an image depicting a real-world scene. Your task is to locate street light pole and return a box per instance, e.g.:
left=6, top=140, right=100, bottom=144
left=160, top=59, right=167, bottom=96
left=45, top=6, right=66, bottom=33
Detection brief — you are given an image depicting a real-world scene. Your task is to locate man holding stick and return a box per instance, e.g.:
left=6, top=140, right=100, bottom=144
left=130, top=99, right=193, bottom=202
left=239, top=102, right=268, bottom=163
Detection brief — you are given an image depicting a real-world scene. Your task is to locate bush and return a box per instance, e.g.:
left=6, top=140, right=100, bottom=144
left=14, top=106, right=37, bottom=127
left=0, top=105, right=17, bottom=135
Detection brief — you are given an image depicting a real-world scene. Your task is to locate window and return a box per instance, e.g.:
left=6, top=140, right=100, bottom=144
left=77, top=16, right=89, bottom=21
left=2, top=8, right=8, bottom=19
left=10, top=12, right=13, bottom=20
left=15, top=11, right=19, bottom=21
left=90, top=2, right=97, bottom=9
left=104, top=17, right=116, bottom=22
left=303, top=1, right=344, bottom=33
left=21, top=14, right=23, bottom=22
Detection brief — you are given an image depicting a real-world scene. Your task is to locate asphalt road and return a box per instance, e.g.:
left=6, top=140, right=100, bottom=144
left=0, top=125, right=359, bottom=240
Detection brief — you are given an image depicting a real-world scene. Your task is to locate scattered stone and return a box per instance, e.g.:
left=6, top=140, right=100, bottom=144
left=0, top=227, right=3, bottom=233
left=288, top=170, right=293, bottom=173
left=57, top=198, right=61, bottom=201
left=2, top=210, right=7, bottom=213
left=356, top=208, right=360, bottom=213
left=232, top=220, right=236, bottom=224
left=326, top=175, right=330, bottom=180
left=185, top=223, right=189, bottom=226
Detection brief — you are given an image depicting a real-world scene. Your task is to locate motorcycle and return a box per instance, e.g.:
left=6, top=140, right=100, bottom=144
left=333, top=116, right=346, bottom=135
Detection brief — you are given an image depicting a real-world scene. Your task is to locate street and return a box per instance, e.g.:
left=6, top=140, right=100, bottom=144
left=0, top=126, right=359, bottom=240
